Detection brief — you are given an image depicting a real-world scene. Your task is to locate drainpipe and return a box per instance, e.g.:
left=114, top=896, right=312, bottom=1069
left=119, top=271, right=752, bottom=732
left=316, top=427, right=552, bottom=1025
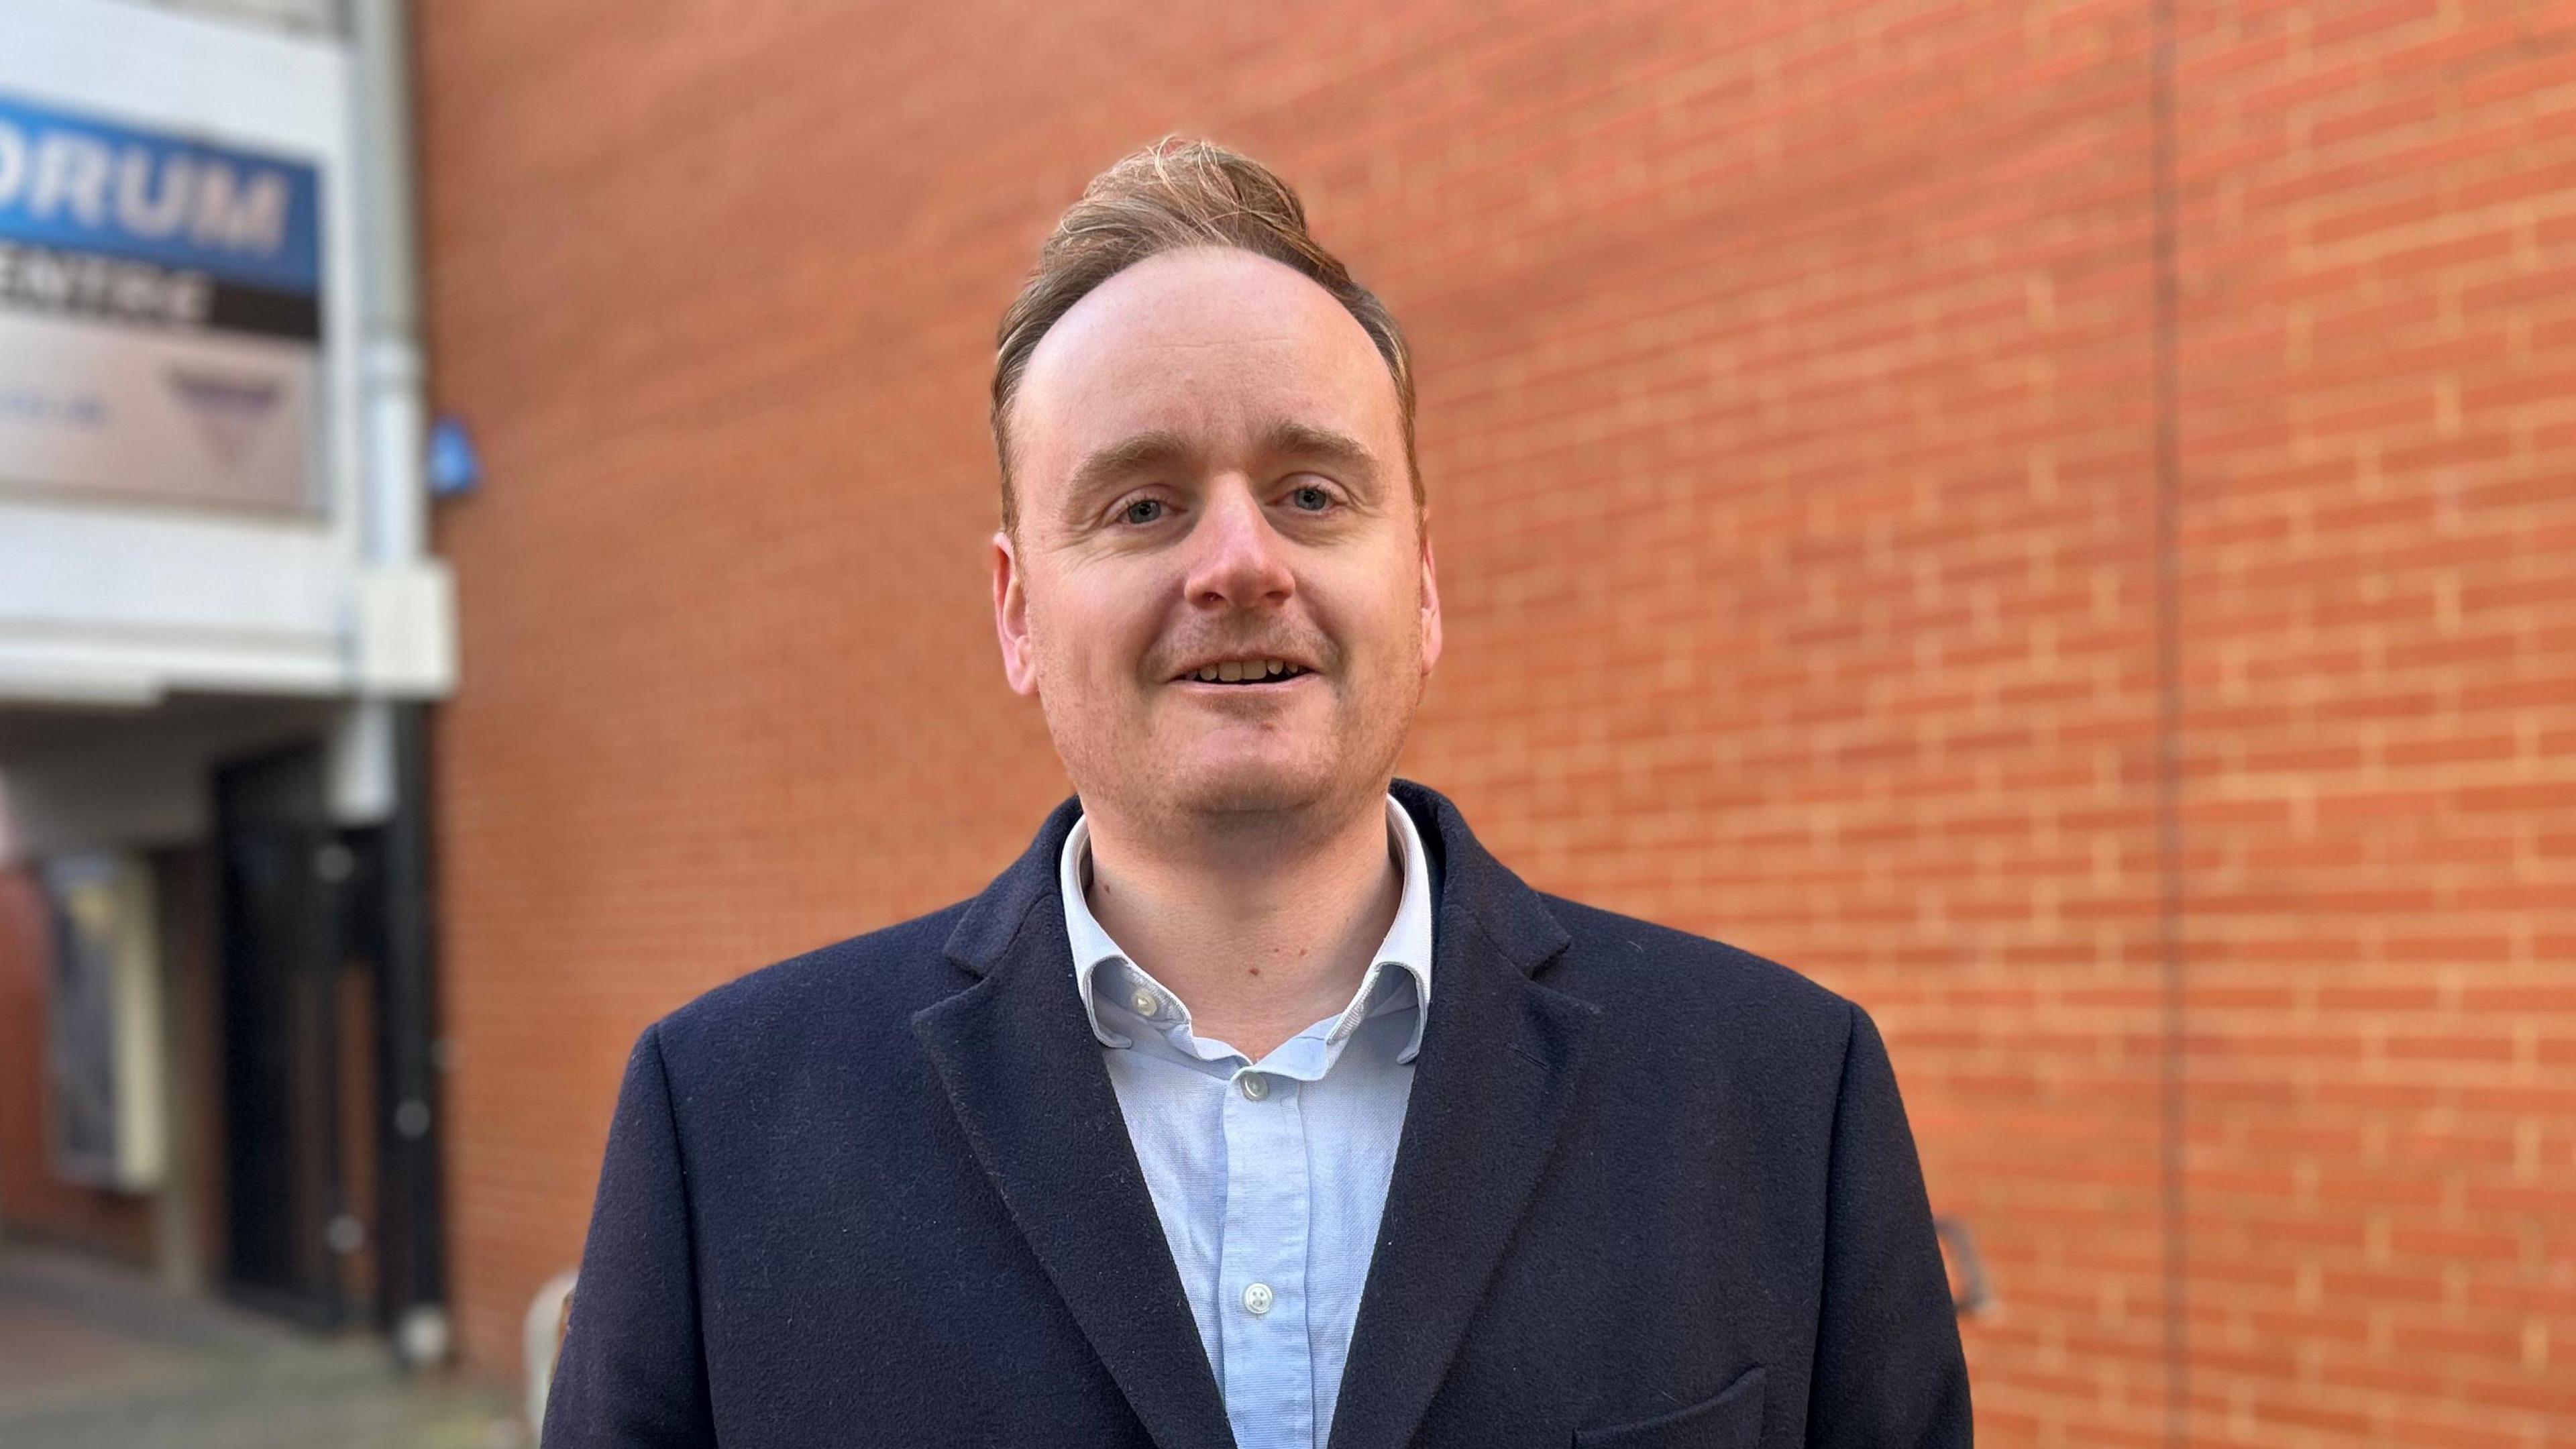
left=348, top=0, right=449, bottom=1371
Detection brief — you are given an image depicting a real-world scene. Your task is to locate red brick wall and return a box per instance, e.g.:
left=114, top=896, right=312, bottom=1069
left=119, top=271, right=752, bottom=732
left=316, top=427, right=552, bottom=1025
left=415, top=2, right=2575, bottom=1442
left=2175, top=5, right=2576, bottom=1444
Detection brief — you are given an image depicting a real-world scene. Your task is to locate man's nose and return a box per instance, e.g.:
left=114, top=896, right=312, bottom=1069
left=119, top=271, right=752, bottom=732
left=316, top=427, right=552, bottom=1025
left=1183, top=482, right=1295, bottom=610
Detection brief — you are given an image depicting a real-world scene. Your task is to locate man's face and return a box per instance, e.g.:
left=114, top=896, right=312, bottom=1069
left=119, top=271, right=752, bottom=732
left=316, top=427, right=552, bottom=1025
left=992, top=246, right=1440, bottom=828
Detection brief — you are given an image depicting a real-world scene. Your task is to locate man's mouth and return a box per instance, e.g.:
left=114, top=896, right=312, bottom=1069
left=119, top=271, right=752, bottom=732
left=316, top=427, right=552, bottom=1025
left=1173, top=657, right=1313, bottom=686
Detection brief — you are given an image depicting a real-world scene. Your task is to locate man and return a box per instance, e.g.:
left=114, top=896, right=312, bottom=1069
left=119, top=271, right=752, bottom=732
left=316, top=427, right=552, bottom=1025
left=546, top=139, right=1971, bottom=1449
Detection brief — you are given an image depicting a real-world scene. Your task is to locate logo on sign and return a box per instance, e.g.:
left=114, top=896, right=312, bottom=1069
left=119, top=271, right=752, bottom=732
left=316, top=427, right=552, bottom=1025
left=164, top=366, right=281, bottom=466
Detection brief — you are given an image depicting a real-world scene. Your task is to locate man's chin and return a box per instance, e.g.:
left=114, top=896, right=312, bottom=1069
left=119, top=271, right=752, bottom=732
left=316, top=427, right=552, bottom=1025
left=1155, top=754, right=1345, bottom=819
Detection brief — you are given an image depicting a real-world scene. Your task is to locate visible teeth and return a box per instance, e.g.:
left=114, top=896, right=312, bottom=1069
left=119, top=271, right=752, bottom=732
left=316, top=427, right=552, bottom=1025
left=1185, top=659, right=1305, bottom=684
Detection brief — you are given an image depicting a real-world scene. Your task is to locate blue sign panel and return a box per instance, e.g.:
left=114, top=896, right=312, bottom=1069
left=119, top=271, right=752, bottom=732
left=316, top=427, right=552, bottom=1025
left=0, top=93, right=320, bottom=294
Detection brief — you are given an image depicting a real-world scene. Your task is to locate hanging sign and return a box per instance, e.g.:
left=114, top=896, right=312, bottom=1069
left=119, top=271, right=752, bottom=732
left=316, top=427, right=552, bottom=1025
left=0, top=91, right=323, bottom=514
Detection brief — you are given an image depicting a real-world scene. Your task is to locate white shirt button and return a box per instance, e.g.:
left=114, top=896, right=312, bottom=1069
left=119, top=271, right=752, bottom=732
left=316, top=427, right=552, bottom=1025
left=1129, top=987, right=1159, bottom=1018
left=1238, top=1073, right=1269, bottom=1101
left=1241, top=1281, right=1274, bottom=1316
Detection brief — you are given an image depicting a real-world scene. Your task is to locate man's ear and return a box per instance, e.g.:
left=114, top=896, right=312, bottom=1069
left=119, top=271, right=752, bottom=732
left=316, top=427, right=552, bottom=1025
left=1417, top=519, right=1444, bottom=676
left=992, top=529, right=1040, bottom=696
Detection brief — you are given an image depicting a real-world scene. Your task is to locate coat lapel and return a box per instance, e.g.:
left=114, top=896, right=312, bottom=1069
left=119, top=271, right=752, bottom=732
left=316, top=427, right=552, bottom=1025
left=911, top=798, right=1237, bottom=1449
left=1327, top=782, right=1604, bottom=1449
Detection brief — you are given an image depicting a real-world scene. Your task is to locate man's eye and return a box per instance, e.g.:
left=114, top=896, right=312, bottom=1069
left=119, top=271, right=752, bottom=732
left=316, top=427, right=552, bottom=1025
left=1120, top=498, right=1166, bottom=525
left=1289, top=485, right=1333, bottom=512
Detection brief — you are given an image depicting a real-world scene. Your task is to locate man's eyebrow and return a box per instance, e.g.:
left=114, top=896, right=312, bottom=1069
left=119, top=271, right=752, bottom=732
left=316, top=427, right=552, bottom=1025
left=1062, top=430, right=1196, bottom=518
left=1058, top=421, right=1384, bottom=521
left=1258, top=420, right=1381, bottom=490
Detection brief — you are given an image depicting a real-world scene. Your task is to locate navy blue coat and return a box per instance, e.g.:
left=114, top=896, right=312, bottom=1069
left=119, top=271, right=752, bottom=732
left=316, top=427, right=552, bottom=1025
left=544, top=780, right=1971, bottom=1448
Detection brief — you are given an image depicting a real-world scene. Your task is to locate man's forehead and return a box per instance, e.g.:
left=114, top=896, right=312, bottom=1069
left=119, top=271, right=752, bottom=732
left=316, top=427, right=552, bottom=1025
left=1030, top=247, right=1372, bottom=371
left=1014, top=248, right=1400, bottom=469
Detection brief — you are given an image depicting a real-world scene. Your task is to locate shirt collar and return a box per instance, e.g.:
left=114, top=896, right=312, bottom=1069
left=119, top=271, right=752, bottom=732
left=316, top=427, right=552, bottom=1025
left=1060, top=793, right=1436, bottom=1063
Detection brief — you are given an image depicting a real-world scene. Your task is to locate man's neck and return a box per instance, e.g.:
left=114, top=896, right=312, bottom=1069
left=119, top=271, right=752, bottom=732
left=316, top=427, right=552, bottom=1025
left=1081, top=792, right=1403, bottom=1063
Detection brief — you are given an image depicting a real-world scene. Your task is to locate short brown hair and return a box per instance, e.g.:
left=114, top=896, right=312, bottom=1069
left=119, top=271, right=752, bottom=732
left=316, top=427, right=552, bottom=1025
left=990, top=137, right=1417, bottom=535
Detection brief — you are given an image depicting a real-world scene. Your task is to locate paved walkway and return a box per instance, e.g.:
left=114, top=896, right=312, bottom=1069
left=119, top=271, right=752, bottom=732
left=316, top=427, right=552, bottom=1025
left=0, top=1242, right=518, bottom=1449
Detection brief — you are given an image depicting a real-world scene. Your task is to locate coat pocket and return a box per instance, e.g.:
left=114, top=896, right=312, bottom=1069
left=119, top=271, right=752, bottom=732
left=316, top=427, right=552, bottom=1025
left=1571, top=1363, right=1766, bottom=1449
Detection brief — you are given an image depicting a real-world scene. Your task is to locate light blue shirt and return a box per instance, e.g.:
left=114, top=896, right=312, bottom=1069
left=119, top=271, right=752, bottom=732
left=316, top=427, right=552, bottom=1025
left=1060, top=794, right=1434, bottom=1449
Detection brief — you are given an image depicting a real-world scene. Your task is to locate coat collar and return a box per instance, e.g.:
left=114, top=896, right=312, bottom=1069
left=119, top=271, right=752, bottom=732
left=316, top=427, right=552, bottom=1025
left=914, top=779, right=1599, bottom=1449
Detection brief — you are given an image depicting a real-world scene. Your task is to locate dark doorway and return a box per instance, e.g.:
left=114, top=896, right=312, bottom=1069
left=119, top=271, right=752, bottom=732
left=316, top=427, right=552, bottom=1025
left=213, top=742, right=347, bottom=1327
